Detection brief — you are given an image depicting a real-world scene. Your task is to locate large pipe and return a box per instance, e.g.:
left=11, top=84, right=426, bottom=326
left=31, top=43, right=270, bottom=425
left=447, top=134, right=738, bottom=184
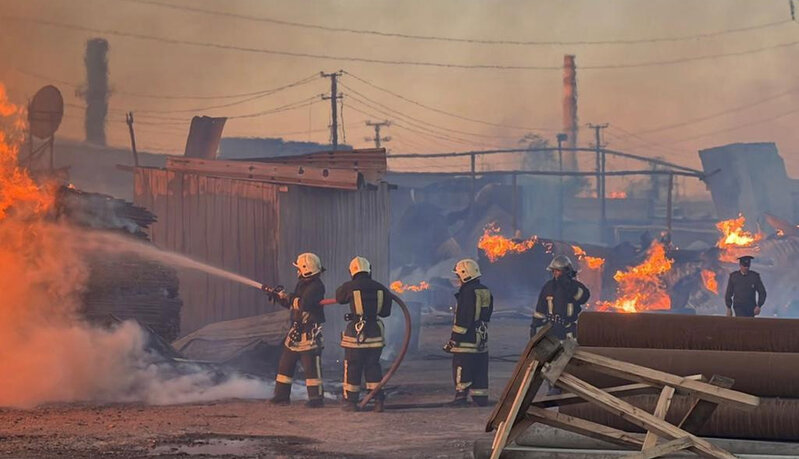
left=569, top=347, right=799, bottom=397
left=577, top=312, right=799, bottom=353
left=559, top=395, right=799, bottom=441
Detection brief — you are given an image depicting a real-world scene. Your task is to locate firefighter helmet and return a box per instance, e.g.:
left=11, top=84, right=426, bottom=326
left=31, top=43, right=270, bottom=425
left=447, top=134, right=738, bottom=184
left=453, top=258, right=481, bottom=283
left=547, top=255, right=574, bottom=272
left=293, top=252, right=323, bottom=278
left=349, top=256, right=371, bottom=277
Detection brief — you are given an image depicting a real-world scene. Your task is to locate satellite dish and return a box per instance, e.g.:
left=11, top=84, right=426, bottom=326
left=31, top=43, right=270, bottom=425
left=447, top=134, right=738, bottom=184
left=28, top=85, right=63, bottom=139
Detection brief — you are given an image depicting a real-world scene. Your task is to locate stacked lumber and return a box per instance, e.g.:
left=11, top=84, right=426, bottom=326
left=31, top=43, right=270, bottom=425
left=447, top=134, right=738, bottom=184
left=570, top=311, right=799, bottom=440
left=56, top=186, right=182, bottom=341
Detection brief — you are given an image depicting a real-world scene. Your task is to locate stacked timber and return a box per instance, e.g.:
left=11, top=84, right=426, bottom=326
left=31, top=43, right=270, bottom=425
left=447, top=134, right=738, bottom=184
left=56, top=186, right=183, bottom=341
left=569, top=311, right=799, bottom=440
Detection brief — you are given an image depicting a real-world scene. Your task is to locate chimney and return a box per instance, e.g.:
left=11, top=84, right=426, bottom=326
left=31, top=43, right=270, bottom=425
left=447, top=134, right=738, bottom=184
left=84, top=38, right=109, bottom=145
left=562, top=55, right=578, bottom=170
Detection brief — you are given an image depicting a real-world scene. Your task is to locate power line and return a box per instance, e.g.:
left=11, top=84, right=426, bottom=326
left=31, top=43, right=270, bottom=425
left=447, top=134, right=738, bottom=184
left=118, top=0, right=793, bottom=46
left=656, top=105, right=799, bottom=146
left=343, top=71, right=558, bottom=132
left=6, top=15, right=799, bottom=71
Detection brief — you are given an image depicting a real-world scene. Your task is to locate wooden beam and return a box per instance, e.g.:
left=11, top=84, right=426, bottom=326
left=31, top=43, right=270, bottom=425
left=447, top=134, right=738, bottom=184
left=633, top=436, right=695, bottom=459
left=642, top=386, right=676, bottom=450
left=166, top=157, right=362, bottom=190
left=527, top=406, right=643, bottom=449
left=542, top=338, right=577, bottom=384
left=486, top=324, right=552, bottom=432
left=555, top=372, right=736, bottom=459
left=571, top=350, right=759, bottom=410
left=489, top=360, right=540, bottom=459
left=533, top=375, right=703, bottom=408
left=679, top=375, right=735, bottom=434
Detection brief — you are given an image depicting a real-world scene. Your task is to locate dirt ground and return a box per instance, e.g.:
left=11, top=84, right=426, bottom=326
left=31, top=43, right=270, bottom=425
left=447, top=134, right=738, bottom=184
left=0, top=319, right=532, bottom=458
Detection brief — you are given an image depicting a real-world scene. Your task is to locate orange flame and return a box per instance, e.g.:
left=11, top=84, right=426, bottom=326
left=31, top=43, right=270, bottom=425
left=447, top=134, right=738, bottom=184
left=716, top=214, right=762, bottom=249
left=596, top=242, right=673, bottom=313
left=571, top=245, right=605, bottom=270
left=607, top=191, right=627, bottom=199
left=0, top=84, right=54, bottom=220
left=390, top=280, right=430, bottom=293
left=701, top=269, right=718, bottom=294
left=478, top=223, right=537, bottom=262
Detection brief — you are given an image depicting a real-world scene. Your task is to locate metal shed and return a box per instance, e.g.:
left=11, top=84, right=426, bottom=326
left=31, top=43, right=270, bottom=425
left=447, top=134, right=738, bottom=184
left=133, top=149, right=390, bottom=358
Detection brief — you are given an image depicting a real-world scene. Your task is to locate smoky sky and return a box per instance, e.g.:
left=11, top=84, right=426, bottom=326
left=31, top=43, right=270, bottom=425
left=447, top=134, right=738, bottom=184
left=1, top=0, right=797, bottom=195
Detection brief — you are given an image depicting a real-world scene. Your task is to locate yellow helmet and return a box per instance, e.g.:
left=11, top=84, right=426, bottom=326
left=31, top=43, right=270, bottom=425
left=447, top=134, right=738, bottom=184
left=293, top=252, right=323, bottom=278
left=349, top=256, right=371, bottom=277
left=453, top=258, right=481, bottom=283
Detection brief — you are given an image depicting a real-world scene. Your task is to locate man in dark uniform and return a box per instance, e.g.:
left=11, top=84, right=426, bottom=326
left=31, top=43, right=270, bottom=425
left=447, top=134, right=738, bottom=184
left=724, top=255, right=766, bottom=317
left=444, top=258, right=493, bottom=407
left=531, top=255, right=590, bottom=340
left=268, top=252, right=326, bottom=408
left=335, top=256, right=393, bottom=412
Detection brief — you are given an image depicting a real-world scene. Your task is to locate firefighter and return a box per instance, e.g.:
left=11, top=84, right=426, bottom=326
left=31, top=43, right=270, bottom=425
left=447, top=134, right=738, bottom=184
left=335, top=256, right=393, bottom=412
left=725, top=255, right=766, bottom=317
left=443, top=258, right=493, bottom=407
left=270, top=252, right=326, bottom=408
left=531, top=255, right=590, bottom=340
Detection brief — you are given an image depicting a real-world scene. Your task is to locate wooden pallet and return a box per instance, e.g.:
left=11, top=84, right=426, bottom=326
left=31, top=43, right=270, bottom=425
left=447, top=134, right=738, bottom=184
left=486, top=329, right=760, bottom=459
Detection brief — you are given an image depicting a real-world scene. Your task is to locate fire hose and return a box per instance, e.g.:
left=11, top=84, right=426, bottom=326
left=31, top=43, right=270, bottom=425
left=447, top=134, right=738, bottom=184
left=262, top=285, right=411, bottom=410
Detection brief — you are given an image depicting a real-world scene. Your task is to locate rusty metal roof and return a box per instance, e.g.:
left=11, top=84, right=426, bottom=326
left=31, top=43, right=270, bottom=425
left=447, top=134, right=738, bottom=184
left=244, top=148, right=386, bottom=184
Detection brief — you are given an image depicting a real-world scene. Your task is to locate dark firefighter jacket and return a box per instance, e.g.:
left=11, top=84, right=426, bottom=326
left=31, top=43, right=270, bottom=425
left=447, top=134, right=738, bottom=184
left=532, top=276, right=590, bottom=338
left=279, top=275, right=325, bottom=352
left=724, top=270, right=766, bottom=309
left=449, top=279, right=493, bottom=353
left=335, top=272, right=392, bottom=349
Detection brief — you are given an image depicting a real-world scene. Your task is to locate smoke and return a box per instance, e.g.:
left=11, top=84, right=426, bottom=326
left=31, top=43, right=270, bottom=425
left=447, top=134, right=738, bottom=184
left=0, top=83, right=275, bottom=409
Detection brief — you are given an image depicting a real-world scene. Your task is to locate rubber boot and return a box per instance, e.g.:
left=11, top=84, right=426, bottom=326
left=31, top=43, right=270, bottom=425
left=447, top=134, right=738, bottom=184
left=448, top=391, right=469, bottom=408
left=306, top=398, right=324, bottom=408
left=341, top=399, right=359, bottom=412
left=372, top=391, right=385, bottom=413
left=269, top=382, right=291, bottom=406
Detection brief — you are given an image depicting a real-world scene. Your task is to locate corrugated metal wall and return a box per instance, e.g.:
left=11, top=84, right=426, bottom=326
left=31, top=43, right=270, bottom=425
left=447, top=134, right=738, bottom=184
left=278, top=183, right=391, bottom=360
left=134, top=168, right=281, bottom=334
left=134, top=168, right=391, bottom=353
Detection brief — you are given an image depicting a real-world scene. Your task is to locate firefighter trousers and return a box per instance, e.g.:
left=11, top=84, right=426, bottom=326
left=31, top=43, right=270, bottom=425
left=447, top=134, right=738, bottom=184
left=343, top=347, right=383, bottom=401
left=452, top=352, right=489, bottom=401
left=275, top=347, right=323, bottom=400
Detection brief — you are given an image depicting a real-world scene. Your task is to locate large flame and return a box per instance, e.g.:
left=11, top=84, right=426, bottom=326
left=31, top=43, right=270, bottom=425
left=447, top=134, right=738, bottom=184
left=716, top=214, right=762, bottom=249
left=571, top=245, right=605, bottom=270
left=596, top=242, right=673, bottom=313
left=478, top=223, right=537, bottom=262
left=390, top=280, right=430, bottom=293
left=701, top=269, right=718, bottom=294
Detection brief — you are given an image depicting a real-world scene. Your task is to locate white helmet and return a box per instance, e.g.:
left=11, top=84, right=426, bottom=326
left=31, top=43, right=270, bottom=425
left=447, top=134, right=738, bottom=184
left=294, top=252, right=323, bottom=278
left=349, top=256, right=371, bottom=277
left=547, top=255, right=574, bottom=272
left=453, top=258, right=481, bottom=283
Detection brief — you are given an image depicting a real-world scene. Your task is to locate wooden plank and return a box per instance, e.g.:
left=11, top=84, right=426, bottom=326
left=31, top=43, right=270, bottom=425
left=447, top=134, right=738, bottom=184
left=485, top=324, right=552, bottom=432
left=642, top=385, right=676, bottom=450
left=542, top=338, right=577, bottom=384
left=571, top=350, right=760, bottom=410
left=679, top=375, right=735, bottom=434
left=632, top=436, right=695, bottom=459
left=555, top=372, right=735, bottom=459
left=167, top=157, right=361, bottom=190
left=534, top=382, right=656, bottom=408
left=489, top=360, right=540, bottom=459
left=526, top=406, right=643, bottom=449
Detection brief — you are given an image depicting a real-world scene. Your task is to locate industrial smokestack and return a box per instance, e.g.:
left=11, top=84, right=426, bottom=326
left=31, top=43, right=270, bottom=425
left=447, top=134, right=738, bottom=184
left=562, top=55, right=578, bottom=170
left=83, top=38, right=109, bottom=145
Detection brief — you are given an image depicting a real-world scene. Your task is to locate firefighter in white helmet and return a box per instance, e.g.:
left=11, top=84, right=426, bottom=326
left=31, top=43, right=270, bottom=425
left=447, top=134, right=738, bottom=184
left=532, top=255, right=590, bottom=340
left=335, top=256, right=393, bottom=412
left=270, top=252, right=326, bottom=408
left=444, top=258, right=493, bottom=407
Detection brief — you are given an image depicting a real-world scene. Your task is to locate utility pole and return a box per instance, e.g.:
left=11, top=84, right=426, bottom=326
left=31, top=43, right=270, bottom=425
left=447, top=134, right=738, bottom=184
left=365, top=120, right=391, bottom=149
left=556, top=133, right=568, bottom=240
left=588, top=123, right=609, bottom=243
left=321, top=71, right=343, bottom=150
left=125, top=112, right=139, bottom=167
